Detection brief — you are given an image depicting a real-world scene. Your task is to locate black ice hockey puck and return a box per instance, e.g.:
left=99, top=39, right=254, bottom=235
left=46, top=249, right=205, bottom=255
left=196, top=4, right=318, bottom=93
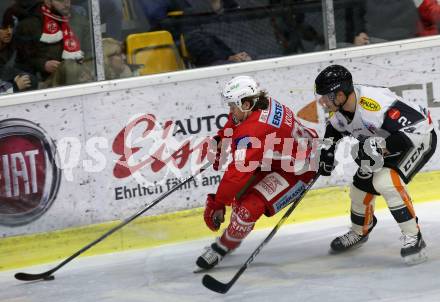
left=43, top=275, right=55, bottom=281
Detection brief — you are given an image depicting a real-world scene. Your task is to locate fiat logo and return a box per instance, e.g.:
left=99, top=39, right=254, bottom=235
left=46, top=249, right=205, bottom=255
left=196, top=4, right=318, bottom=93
left=0, top=119, right=61, bottom=226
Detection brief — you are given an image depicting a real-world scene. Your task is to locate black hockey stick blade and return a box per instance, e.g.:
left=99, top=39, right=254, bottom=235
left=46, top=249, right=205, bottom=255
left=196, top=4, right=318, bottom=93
left=15, top=271, right=55, bottom=281
left=202, top=274, right=231, bottom=294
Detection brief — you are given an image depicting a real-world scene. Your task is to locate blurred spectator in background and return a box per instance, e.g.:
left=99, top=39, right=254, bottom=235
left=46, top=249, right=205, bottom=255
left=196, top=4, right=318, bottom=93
left=416, top=0, right=440, bottom=36
left=351, top=0, right=419, bottom=46
left=0, top=74, right=35, bottom=94
left=0, top=9, right=15, bottom=68
left=270, top=0, right=324, bottom=54
left=0, top=3, right=38, bottom=93
left=185, top=30, right=251, bottom=67
left=5, top=0, right=42, bottom=21
left=71, top=0, right=87, bottom=16
left=99, top=0, right=123, bottom=40
left=210, top=0, right=239, bottom=14
left=43, top=58, right=93, bottom=87
left=139, top=0, right=190, bottom=30
left=14, top=0, right=92, bottom=84
left=71, top=0, right=124, bottom=40
left=102, top=38, right=133, bottom=80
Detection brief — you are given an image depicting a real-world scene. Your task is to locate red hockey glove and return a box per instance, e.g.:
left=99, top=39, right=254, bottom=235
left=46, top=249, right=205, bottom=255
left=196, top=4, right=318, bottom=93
left=204, top=194, right=225, bottom=231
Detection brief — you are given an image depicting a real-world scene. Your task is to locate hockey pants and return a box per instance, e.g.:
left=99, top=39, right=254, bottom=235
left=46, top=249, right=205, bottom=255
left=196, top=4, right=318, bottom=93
left=350, top=168, right=419, bottom=236
left=219, top=170, right=316, bottom=250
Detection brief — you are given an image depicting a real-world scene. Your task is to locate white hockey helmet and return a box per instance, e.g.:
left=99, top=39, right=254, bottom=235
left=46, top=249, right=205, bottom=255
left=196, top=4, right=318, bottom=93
left=221, top=75, right=260, bottom=112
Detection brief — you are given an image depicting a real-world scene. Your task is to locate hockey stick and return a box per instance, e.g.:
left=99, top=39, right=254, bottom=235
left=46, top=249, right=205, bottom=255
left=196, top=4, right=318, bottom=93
left=15, top=162, right=212, bottom=282
left=202, top=174, right=320, bottom=294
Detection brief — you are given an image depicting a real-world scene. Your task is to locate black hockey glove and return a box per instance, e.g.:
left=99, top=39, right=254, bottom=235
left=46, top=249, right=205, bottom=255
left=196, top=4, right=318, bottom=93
left=318, top=124, right=343, bottom=176
left=318, top=148, right=335, bottom=176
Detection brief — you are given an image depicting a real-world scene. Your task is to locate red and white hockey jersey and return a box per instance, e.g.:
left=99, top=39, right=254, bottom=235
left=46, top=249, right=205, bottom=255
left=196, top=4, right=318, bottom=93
left=215, top=98, right=318, bottom=206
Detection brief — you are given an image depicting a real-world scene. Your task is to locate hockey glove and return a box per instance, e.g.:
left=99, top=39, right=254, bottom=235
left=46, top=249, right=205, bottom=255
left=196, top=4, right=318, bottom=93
left=318, top=140, right=336, bottom=176
left=204, top=194, right=225, bottom=231
left=318, top=123, right=344, bottom=176
left=318, top=151, right=335, bottom=176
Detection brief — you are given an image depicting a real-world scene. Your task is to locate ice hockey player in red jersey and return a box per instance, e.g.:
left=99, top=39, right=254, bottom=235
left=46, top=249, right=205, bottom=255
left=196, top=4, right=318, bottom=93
left=196, top=75, right=318, bottom=270
left=315, top=64, right=437, bottom=265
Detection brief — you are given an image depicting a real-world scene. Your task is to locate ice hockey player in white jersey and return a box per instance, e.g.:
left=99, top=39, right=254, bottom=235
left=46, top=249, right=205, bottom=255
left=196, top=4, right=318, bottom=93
left=315, top=64, right=437, bottom=265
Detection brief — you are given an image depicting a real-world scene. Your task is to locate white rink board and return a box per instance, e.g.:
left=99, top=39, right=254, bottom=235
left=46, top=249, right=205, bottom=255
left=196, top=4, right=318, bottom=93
left=1, top=40, right=440, bottom=237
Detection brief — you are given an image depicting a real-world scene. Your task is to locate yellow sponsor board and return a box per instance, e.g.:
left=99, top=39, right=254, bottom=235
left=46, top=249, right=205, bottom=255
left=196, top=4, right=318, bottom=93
left=359, top=97, right=381, bottom=111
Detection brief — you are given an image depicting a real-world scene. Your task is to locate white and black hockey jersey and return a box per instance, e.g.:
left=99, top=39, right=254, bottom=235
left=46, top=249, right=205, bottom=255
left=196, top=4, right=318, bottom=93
left=326, top=84, right=436, bottom=183
left=329, top=85, right=433, bottom=143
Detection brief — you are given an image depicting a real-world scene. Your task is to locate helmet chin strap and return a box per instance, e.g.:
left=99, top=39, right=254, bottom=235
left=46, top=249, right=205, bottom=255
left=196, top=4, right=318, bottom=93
left=232, top=99, right=256, bottom=124
left=331, top=92, right=349, bottom=112
left=232, top=115, right=240, bottom=125
left=333, top=92, right=355, bottom=121
left=238, top=97, right=257, bottom=113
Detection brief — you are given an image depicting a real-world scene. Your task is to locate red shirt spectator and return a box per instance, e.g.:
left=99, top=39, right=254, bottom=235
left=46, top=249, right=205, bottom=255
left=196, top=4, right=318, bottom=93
left=417, top=0, right=440, bottom=36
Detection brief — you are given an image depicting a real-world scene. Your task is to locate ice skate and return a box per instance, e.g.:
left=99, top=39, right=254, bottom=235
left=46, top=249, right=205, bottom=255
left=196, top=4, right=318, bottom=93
left=330, top=216, right=377, bottom=254
left=195, top=241, right=229, bottom=271
left=401, top=231, right=428, bottom=266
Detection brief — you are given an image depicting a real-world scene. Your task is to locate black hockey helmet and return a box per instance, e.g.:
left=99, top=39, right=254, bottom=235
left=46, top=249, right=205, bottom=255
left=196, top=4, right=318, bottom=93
left=315, top=64, right=353, bottom=96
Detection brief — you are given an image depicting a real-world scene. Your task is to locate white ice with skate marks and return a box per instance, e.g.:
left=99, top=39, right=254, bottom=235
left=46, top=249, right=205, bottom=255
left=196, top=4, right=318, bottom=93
left=2, top=201, right=440, bottom=302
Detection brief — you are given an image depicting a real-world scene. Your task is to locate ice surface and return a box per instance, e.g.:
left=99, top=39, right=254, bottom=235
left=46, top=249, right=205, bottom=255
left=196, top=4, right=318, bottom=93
left=1, top=201, right=440, bottom=302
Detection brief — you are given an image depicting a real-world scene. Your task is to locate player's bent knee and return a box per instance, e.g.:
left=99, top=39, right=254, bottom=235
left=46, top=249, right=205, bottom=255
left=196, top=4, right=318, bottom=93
left=372, top=168, right=396, bottom=193
left=233, top=192, right=266, bottom=223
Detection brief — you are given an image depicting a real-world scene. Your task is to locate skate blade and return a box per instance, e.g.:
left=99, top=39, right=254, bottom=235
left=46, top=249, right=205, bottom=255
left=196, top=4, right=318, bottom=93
left=193, top=267, right=209, bottom=274
left=328, top=241, right=366, bottom=255
left=403, top=249, right=428, bottom=266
